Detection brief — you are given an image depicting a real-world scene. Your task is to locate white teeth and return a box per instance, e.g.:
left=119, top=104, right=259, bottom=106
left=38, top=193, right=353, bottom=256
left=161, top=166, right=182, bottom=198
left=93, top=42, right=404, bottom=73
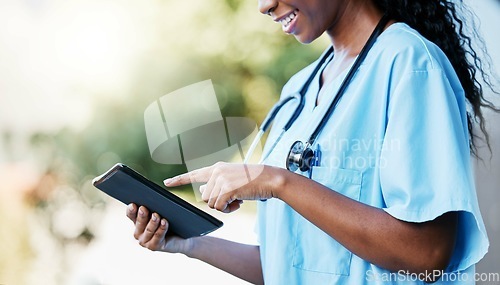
left=281, top=11, right=297, bottom=27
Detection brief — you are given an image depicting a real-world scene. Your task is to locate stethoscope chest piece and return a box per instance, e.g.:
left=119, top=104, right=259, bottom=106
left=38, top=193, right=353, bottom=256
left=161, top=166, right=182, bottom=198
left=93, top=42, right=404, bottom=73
left=286, top=141, right=314, bottom=172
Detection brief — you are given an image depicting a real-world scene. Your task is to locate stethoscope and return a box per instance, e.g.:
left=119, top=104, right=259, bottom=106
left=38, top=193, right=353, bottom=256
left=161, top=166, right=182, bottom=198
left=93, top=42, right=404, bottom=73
left=244, top=15, right=390, bottom=174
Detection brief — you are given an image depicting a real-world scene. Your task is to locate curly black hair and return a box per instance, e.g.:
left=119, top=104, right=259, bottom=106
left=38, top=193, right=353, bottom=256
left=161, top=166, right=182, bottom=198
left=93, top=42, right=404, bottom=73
left=374, top=0, right=499, bottom=155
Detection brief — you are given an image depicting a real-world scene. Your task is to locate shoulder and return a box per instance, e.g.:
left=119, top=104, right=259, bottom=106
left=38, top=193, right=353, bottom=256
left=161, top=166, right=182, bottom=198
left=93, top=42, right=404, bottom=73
left=367, top=22, right=463, bottom=97
left=372, top=22, right=453, bottom=73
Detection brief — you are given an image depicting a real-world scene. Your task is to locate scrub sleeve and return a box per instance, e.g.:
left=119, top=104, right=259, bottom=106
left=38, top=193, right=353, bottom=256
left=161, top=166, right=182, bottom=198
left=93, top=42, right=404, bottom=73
left=380, top=68, right=489, bottom=273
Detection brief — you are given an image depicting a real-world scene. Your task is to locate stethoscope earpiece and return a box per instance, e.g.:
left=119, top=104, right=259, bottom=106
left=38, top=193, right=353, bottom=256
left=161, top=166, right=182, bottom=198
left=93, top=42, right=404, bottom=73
left=286, top=141, right=315, bottom=172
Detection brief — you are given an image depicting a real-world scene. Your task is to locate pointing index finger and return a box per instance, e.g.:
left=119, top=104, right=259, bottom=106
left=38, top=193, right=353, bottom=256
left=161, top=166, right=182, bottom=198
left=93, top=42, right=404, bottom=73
left=163, top=166, right=212, bottom=187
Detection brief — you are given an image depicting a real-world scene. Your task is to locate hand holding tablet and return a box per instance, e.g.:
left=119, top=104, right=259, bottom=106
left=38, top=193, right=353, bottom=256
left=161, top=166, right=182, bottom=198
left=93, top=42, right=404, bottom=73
left=93, top=163, right=223, bottom=239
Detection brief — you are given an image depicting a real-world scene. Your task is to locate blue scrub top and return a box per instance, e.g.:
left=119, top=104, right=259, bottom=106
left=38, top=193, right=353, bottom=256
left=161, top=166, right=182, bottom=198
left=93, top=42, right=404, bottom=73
left=257, top=23, right=489, bottom=284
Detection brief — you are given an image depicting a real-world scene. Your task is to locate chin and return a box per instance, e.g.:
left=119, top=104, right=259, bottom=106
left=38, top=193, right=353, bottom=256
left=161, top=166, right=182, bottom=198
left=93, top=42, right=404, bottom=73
left=294, top=34, right=319, bottom=44
left=293, top=28, right=323, bottom=44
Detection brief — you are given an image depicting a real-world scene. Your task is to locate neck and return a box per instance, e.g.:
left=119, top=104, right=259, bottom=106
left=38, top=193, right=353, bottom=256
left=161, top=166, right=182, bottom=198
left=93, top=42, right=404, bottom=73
left=326, top=4, right=384, bottom=58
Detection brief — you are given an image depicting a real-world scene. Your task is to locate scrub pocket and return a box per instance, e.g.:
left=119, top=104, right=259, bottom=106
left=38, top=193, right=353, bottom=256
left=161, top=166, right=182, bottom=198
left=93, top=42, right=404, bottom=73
left=292, top=167, right=362, bottom=275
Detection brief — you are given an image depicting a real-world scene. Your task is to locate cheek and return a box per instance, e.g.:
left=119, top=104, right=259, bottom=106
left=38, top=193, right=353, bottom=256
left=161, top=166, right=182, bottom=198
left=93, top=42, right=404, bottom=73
left=302, top=1, right=339, bottom=30
left=295, top=16, right=325, bottom=44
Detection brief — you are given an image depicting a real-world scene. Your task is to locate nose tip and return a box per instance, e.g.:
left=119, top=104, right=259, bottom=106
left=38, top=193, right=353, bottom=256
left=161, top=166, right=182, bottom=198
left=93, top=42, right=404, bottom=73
left=258, top=0, right=277, bottom=15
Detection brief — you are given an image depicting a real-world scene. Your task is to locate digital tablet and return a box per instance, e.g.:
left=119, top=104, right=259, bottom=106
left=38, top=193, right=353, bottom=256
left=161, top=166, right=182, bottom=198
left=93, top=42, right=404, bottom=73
left=92, top=163, right=223, bottom=239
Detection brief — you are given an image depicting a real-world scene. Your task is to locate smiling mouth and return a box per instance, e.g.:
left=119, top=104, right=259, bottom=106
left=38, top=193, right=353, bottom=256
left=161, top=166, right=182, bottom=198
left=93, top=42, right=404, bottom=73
left=280, top=10, right=298, bottom=29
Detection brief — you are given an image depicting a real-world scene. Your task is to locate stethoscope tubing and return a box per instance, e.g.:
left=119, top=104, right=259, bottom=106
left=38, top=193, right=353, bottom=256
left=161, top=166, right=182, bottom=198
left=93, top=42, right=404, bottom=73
left=243, top=15, right=389, bottom=167
left=243, top=48, right=335, bottom=163
left=243, top=94, right=298, bottom=163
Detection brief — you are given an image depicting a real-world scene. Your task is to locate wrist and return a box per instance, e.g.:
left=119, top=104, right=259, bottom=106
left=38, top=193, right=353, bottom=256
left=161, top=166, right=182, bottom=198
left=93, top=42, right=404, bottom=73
left=182, top=236, right=200, bottom=258
left=268, top=166, right=289, bottom=200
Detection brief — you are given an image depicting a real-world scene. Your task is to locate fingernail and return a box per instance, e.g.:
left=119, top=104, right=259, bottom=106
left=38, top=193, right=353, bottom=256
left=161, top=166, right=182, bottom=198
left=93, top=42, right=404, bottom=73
left=139, top=208, right=144, bottom=216
left=152, top=214, right=158, bottom=222
left=128, top=204, right=135, bottom=212
left=161, top=219, right=166, bottom=226
left=163, top=178, right=172, bottom=185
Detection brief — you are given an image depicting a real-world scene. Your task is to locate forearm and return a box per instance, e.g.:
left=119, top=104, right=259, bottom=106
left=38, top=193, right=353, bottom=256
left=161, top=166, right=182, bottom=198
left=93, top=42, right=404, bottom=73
left=274, top=169, right=456, bottom=274
left=184, top=236, right=263, bottom=285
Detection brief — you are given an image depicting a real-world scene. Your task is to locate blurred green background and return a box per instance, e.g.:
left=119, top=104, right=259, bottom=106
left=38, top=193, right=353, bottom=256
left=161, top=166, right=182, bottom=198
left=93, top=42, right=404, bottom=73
left=0, top=0, right=499, bottom=284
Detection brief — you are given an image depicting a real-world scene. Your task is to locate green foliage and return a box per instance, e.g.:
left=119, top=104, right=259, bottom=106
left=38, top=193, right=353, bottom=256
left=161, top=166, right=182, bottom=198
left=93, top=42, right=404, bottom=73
left=55, top=0, right=325, bottom=182
left=224, top=0, right=242, bottom=11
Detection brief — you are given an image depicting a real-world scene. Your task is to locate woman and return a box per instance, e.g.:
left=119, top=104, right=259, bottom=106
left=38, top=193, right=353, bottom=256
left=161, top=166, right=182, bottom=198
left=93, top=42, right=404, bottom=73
left=126, top=0, right=495, bottom=284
